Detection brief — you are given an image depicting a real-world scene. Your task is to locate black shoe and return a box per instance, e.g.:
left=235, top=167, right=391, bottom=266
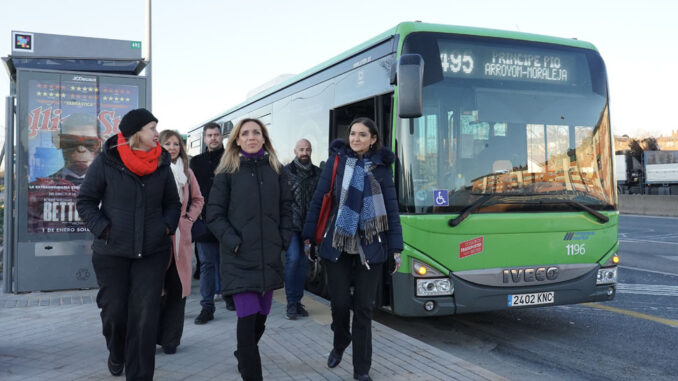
left=194, top=308, right=214, bottom=325
left=327, top=349, right=343, bottom=368
left=224, top=296, right=236, bottom=311
left=353, top=373, right=372, bottom=381
left=285, top=303, right=297, bottom=320
left=162, top=346, right=177, bottom=354
left=107, top=354, right=124, bottom=376
left=296, top=302, right=309, bottom=317
left=234, top=350, right=242, bottom=374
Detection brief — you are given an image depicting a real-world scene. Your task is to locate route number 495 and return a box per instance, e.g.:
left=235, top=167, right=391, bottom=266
left=566, top=243, right=586, bottom=255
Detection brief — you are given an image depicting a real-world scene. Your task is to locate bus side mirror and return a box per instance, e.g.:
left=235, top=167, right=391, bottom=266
left=396, top=54, right=424, bottom=119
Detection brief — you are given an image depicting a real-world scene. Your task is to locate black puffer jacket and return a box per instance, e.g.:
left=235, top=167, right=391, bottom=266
left=76, top=135, right=181, bottom=258
left=283, top=160, right=320, bottom=232
left=207, top=155, right=293, bottom=295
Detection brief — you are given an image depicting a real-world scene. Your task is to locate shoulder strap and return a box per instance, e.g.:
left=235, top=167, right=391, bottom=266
left=328, top=155, right=340, bottom=193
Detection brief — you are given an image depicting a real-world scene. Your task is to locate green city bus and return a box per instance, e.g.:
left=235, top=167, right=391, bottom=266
left=187, top=22, right=619, bottom=316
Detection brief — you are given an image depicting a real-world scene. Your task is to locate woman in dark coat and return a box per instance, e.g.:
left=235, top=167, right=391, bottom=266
left=207, top=118, right=292, bottom=381
left=302, top=117, right=403, bottom=381
left=77, top=108, right=181, bottom=381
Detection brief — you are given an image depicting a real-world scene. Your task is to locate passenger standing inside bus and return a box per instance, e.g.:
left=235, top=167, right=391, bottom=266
left=207, top=118, right=292, bottom=381
left=282, top=138, right=320, bottom=320
left=157, top=130, right=204, bottom=354
left=190, top=122, right=235, bottom=325
left=302, top=117, right=403, bottom=381
left=77, top=108, right=181, bottom=380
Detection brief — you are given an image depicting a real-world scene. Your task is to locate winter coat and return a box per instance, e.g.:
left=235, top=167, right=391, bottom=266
left=189, top=147, right=224, bottom=219
left=206, top=155, right=293, bottom=295
left=283, top=160, right=320, bottom=232
left=189, top=147, right=224, bottom=242
left=76, top=135, right=182, bottom=258
left=302, top=140, right=403, bottom=265
left=171, top=169, right=204, bottom=297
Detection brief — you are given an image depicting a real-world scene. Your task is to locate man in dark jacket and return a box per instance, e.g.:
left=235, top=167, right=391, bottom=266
left=282, top=138, right=319, bottom=320
left=189, top=122, right=233, bottom=324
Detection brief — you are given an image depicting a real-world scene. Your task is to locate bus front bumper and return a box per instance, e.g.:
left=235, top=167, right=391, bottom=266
left=391, top=267, right=616, bottom=316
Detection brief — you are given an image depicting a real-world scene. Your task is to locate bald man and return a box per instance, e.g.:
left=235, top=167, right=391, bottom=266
left=282, top=139, right=320, bottom=320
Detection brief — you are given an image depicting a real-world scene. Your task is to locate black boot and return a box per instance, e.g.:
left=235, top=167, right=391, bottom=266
left=237, top=344, right=262, bottom=381
left=255, top=313, right=267, bottom=344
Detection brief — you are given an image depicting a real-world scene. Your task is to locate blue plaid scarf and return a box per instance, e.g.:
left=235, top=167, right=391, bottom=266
left=332, top=156, right=388, bottom=253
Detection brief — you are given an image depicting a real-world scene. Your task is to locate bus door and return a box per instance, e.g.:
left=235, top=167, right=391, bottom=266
left=330, top=94, right=393, bottom=148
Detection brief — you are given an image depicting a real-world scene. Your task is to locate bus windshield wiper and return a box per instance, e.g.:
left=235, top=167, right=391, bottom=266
left=448, top=192, right=533, bottom=227
left=448, top=193, right=609, bottom=226
left=448, top=192, right=553, bottom=227
left=448, top=193, right=496, bottom=227
left=537, top=199, right=609, bottom=224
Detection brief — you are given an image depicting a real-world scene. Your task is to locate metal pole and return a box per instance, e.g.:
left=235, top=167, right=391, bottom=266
left=145, top=0, right=152, bottom=110
left=3, top=96, right=15, bottom=292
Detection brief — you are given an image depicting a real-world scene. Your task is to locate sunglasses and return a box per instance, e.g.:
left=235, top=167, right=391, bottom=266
left=60, top=134, right=102, bottom=151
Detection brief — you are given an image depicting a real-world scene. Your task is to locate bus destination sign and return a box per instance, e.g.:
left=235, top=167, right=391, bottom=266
left=438, top=41, right=577, bottom=84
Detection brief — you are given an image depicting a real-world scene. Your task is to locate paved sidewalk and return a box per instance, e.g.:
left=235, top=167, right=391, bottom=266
left=0, top=280, right=506, bottom=381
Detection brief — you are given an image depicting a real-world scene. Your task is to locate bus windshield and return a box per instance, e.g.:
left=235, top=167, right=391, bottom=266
left=397, top=32, right=615, bottom=214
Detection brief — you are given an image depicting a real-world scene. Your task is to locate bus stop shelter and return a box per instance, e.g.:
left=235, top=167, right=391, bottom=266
left=3, top=31, right=149, bottom=292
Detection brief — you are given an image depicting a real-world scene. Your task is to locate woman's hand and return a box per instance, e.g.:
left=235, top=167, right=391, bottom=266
left=304, top=239, right=312, bottom=259
left=392, top=252, right=402, bottom=275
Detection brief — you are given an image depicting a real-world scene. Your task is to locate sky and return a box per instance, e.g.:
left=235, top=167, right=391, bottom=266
left=1, top=0, right=677, bottom=140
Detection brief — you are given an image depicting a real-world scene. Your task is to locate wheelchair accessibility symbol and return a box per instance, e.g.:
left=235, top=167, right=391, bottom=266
left=433, top=190, right=449, bottom=206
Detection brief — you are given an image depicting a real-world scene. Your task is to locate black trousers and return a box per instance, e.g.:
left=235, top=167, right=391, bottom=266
left=92, top=251, right=169, bottom=381
left=157, top=258, right=186, bottom=348
left=324, top=254, right=383, bottom=375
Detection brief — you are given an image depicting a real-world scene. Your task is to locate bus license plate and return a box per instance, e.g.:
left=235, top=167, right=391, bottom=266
left=508, top=291, right=554, bottom=307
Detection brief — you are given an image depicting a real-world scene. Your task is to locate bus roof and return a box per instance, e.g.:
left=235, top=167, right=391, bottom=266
left=194, top=21, right=598, bottom=131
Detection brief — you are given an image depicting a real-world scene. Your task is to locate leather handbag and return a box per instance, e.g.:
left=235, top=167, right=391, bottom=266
left=314, top=155, right=340, bottom=244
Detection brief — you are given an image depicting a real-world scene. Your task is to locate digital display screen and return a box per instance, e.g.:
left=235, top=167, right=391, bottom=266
left=438, top=40, right=579, bottom=84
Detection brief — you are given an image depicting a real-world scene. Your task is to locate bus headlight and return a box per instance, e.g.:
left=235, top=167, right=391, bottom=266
left=596, top=267, right=617, bottom=285
left=416, top=278, right=453, bottom=296
left=412, top=259, right=444, bottom=277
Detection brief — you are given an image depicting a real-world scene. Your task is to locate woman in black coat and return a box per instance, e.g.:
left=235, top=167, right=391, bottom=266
left=207, top=118, right=292, bottom=381
left=77, top=109, right=181, bottom=381
left=302, top=117, right=403, bottom=381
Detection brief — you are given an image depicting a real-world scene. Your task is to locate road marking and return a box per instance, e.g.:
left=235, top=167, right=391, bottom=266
left=617, top=283, right=678, bottom=296
left=619, top=239, right=678, bottom=245
left=621, top=214, right=678, bottom=220
left=620, top=265, right=678, bottom=277
left=583, top=303, right=678, bottom=328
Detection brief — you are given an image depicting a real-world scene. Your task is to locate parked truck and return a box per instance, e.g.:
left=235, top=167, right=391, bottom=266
left=616, top=150, right=678, bottom=195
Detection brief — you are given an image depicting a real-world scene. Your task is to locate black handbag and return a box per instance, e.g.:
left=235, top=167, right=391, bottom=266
left=191, top=217, right=215, bottom=242
left=186, top=179, right=215, bottom=242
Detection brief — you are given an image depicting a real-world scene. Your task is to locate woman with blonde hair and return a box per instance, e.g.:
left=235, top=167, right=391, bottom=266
left=77, top=108, right=181, bottom=380
left=157, top=130, right=204, bottom=354
left=207, top=118, right=292, bottom=380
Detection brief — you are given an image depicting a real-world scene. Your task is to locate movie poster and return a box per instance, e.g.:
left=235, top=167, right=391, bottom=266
left=26, top=74, right=139, bottom=234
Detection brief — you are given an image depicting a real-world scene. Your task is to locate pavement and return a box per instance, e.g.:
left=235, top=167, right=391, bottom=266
left=0, top=279, right=506, bottom=381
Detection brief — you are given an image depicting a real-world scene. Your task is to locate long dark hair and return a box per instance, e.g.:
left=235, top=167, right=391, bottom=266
left=348, top=117, right=380, bottom=152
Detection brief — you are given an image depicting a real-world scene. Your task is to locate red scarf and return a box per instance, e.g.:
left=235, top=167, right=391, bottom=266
left=116, top=132, right=161, bottom=176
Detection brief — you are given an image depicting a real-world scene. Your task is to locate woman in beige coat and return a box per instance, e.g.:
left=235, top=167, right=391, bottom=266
left=157, top=130, right=204, bottom=354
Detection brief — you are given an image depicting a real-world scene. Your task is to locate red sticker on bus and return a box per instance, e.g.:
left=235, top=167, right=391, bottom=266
left=459, top=237, right=484, bottom=258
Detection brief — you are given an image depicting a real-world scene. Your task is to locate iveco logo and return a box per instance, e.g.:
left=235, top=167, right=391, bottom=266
left=502, top=266, right=559, bottom=283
